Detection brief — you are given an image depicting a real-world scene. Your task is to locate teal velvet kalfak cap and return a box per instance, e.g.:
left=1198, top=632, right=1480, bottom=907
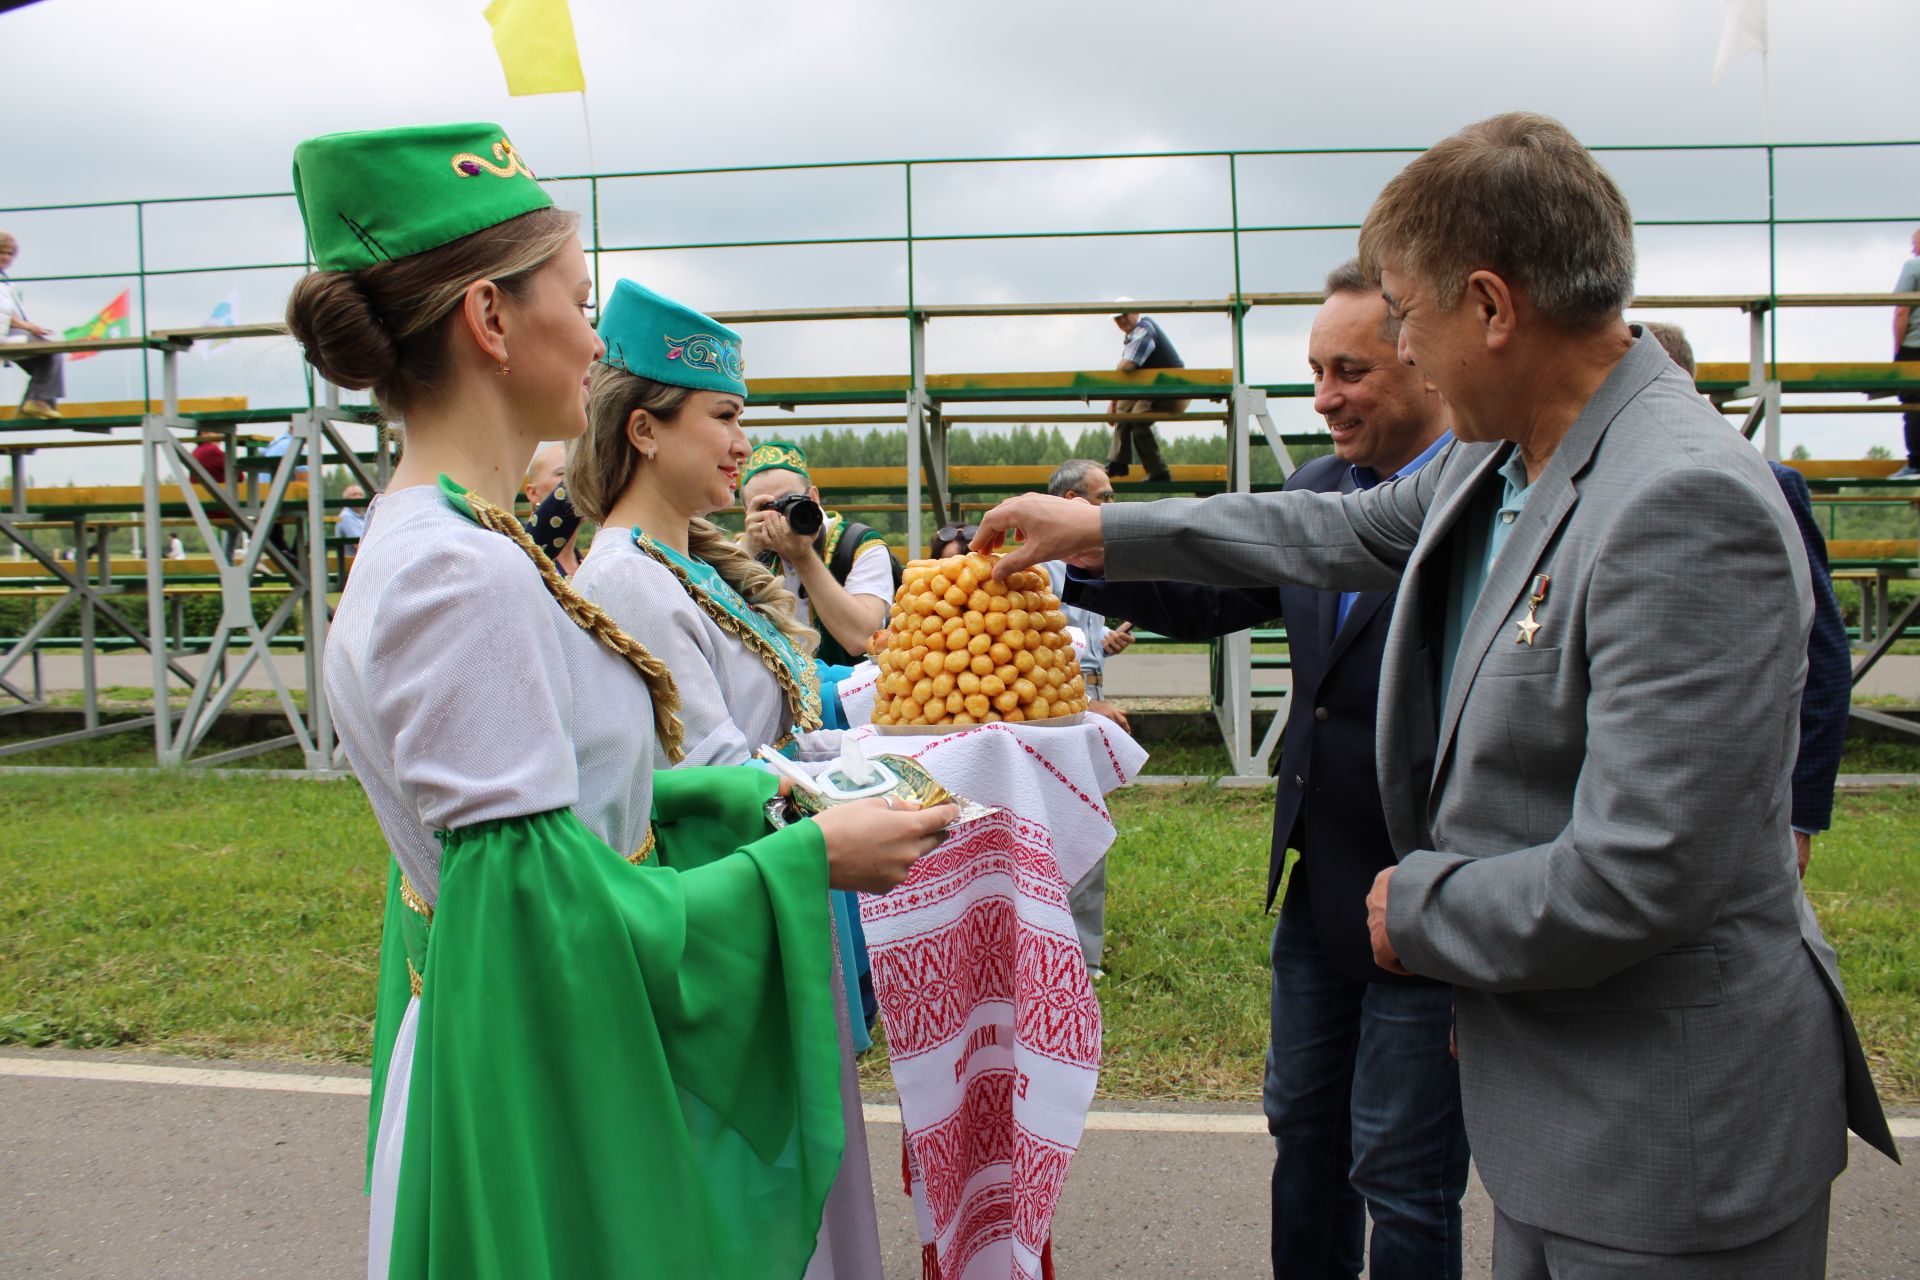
left=596, top=278, right=747, bottom=398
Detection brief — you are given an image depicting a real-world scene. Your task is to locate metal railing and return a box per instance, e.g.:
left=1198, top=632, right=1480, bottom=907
left=6, top=138, right=1919, bottom=398
left=5, top=139, right=1919, bottom=773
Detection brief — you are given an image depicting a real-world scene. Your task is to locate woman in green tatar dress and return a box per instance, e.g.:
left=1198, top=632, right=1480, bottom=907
left=286, top=122, right=953, bottom=1280
left=566, top=279, right=884, bottom=1279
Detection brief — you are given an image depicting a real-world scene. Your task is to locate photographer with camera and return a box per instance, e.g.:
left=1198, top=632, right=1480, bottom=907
left=738, top=438, right=901, bottom=666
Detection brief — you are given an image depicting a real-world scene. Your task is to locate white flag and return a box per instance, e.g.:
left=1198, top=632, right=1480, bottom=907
left=1712, top=0, right=1767, bottom=85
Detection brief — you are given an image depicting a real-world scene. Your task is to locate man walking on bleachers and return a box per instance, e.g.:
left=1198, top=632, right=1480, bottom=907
left=1891, top=226, right=1920, bottom=479
left=1064, top=263, right=1466, bottom=1277
left=1105, top=298, right=1186, bottom=483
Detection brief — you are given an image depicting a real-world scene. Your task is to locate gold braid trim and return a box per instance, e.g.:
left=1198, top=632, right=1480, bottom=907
left=462, top=488, right=687, bottom=763
left=407, top=957, right=425, bottom=998
left=399, top=873, right=433, bottom=923
left=627, top=826, right=656, bottom=866
left=631, top=531, right=823, bottom=733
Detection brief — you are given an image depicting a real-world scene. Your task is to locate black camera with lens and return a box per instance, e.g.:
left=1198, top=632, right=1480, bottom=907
left=767, top=492, right=824, bottom=538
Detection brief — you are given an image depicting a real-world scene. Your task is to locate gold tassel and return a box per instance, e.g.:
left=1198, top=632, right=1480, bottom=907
left=462, top=487, right=687, bottom=762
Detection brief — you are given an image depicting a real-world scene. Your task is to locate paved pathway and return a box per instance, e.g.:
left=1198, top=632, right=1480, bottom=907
left=2, top=1051, right=1914, bottom=1277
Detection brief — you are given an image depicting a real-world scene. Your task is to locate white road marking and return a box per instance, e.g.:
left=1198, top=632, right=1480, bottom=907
left=3, top=1056, right=1914, bottom=1138
left=0, top=1055, right=372, bottom=1096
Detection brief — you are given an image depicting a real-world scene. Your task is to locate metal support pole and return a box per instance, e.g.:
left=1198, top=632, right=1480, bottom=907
left=142, top=411, right=175, bottom=762
left=303, top=407, right=333, bottom=770
left=907, top=314, right=927, bottom=556
left=1215, top=385, right=1255, bottom=777
left=78, top=517, right=97, bottom=731
left=1743, top=304, right=1782, bottom=460
left=1228, top=153, right=1246, bottom=385
left=136, top=202, right=152, bottom=407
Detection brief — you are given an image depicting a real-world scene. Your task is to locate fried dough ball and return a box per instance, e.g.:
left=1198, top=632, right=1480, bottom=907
left=871, top=550, right=1084, bottom=725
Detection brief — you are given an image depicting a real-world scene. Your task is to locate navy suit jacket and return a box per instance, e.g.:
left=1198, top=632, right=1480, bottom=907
left=1068, top=453, right=1432, bottom=984
left=1771, top=462, right=1849, bottom=833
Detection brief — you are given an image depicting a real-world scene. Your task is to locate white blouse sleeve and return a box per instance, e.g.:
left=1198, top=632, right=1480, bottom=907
left=361, top=535, right=580, bottom=831
left=574, top=548, right=749, bottom=769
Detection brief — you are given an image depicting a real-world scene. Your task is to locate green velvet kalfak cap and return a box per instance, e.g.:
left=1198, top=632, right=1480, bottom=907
left=293, top=122, right=553, bottom=272
left=597, top=278, right=747, bottom=399
left=739, top=438, right=809, bottom=491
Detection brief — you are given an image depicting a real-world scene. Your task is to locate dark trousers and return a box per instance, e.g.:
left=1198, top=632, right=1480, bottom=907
left=9, top=351, right=64, bottom=404
left=1898, top=343, right=1919, bottom=467
left=1267, top=907, right=1469, bottom=1279
left=1106, top=397, right=1187, bottom=476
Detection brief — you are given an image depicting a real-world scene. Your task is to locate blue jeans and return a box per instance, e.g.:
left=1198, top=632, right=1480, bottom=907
left=1266, top=908, right=1468, bottom=1279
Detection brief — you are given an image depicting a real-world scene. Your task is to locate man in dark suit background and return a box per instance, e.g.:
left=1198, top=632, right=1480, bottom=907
left=1639, top=321, right=1850, bottom=876
left=1065, top=262, right=1465, bottom=1279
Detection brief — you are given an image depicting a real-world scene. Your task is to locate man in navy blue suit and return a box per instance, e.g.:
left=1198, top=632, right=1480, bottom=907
left=1640, top=321, right=1850, bottom=874
left=1066, top=261, right=1466, bottom=1279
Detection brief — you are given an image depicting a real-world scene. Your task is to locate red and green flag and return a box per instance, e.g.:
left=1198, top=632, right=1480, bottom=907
left=63, top=290, right=132, bottom=360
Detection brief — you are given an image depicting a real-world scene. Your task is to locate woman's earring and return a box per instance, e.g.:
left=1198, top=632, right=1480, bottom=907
left=496, top=354, right=511, bottom=376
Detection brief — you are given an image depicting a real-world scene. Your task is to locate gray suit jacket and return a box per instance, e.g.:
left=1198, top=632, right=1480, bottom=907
left=1103, top=332, right=1897, bottom=1253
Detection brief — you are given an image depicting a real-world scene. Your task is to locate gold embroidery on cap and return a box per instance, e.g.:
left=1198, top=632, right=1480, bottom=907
left=451, top=140, right=535, bottom=180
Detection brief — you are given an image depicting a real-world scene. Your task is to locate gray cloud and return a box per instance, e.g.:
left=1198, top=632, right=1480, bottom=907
left=4, top=0, right=1918, bottom=481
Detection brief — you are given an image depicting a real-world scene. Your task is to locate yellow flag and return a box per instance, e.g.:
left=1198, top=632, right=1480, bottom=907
left=484, top=0, right=586, bottom=97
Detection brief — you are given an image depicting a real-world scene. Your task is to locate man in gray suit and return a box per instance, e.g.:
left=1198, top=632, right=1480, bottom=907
left=975, top=112, right=1897, bottom=1277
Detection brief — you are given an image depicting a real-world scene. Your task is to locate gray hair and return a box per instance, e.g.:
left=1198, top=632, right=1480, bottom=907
left=1639, top=321, right=1696, bottom=377
left=1323, top=258, right=1375, bottom=300
left=1324, top=257, right=1397, bottom=343
left=1358, top=112, right=1636, bottom=331
left=1048, top=458, right=1107, bottom=498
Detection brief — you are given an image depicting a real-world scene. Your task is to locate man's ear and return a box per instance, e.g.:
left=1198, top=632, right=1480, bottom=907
left=808, top=484, right=822, bottom=503
left=1465, top=270, right=1517, bottom=351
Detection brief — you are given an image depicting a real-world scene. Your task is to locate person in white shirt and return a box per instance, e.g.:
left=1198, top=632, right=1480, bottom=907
left=738, top=438, right=899, bottom=666
left=0, top=232, right=66, bottom=420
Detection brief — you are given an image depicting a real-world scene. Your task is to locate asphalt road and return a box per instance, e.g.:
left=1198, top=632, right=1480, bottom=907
left=2, top=1051, right=1914, bottom=1278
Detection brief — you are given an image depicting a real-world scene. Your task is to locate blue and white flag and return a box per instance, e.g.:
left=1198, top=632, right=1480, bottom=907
left=196, top=289, right=240, bottom=360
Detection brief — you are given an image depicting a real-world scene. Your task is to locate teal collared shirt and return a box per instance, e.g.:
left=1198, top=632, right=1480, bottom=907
left=1439, top=445, right=1534, bottom=699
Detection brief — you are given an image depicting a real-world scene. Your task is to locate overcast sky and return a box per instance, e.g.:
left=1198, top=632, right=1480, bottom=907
left=4, top=0, right=1918, bottom=483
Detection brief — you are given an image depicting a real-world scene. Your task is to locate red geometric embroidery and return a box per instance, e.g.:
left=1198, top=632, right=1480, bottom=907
left=871, top=896, right=1017, bottom=1059
left=1015, top=928, right=1102, bottom=1069
left=920, top=723, right=1112, bottom=823
left=1012, top=1125, right=1076, bottom=1255
left=912, top=1069, right=1017, bottom=1232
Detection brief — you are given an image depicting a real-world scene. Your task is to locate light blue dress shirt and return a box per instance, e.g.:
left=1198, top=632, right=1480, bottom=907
left=1335, top=431, right=1454, bottom=631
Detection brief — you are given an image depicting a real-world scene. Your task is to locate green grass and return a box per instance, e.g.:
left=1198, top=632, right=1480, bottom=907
left=0, top=774, right=385, bottom=1059
left=0, top=774, right=1916, bottom=1102
left=1803, top=788, right=1920, bottom=1101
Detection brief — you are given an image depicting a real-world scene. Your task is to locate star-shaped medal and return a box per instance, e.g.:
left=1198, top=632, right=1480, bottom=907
left=1515, top=573, right=1551, bottom=646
